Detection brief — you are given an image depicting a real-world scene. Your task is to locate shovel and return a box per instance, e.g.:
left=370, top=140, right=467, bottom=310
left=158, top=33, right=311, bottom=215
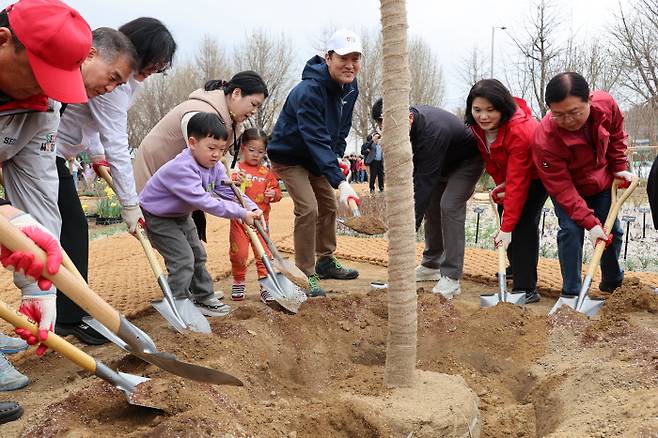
left=224, top=181, right=309, bottom=290
left=549, top=176, right=638, bottom=317
left=338, top=197, right=387, bottom=235
left=0, top=215, right=242, bottom=386
left=95, top=165, right=210, bottom=334
left=480, top=194, right=526, bottom=307
left=0, top=300, right=163, bottom=410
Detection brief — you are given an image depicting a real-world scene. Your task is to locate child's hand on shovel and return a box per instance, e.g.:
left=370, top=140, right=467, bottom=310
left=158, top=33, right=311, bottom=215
left=243, top=209, right=263, bottom=226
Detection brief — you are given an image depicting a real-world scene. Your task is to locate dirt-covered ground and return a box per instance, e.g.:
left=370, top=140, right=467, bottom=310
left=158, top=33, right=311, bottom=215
left=2, top=259, right=657, bottom=437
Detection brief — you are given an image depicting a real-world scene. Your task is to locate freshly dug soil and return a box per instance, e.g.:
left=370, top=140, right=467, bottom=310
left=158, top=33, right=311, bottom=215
left=342, top=215, right=387, bottom=235
left=7, top=273, right=657, bottom=437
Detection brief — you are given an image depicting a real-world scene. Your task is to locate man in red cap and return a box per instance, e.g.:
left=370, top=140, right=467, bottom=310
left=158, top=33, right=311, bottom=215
left=0, top=0, right=92, bottom=424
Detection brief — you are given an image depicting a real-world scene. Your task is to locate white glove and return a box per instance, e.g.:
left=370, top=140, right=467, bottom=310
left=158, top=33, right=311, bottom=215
left=493, top=229, right=512, bottom=250
left=587, top=224, right=609, bottom=247
left=338, top=181, right=359, bottom=208
left=15, top=292, right=56, bottom=356
left=613, top=170, right=634, bottom=188
left=121, top=205, right=144, bottom=234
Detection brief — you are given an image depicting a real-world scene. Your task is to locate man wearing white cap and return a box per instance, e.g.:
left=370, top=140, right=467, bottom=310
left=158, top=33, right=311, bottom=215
left=268, top=28, right=362, bottom=297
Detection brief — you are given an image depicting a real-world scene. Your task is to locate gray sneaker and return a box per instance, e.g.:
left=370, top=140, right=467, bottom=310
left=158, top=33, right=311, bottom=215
left=193, top=295, right=230, bottom=317
left=0, top=353, right=28, bottom=392
left=0, top=334, right=28, bottom=354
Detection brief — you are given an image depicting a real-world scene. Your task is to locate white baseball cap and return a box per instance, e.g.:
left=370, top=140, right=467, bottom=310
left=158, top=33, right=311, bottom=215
left=326, top=29, right=363, bottom=55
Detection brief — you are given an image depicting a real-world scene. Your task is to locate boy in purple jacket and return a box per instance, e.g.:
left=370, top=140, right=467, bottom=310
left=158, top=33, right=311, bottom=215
left=140, top=112, right=262, bottom=317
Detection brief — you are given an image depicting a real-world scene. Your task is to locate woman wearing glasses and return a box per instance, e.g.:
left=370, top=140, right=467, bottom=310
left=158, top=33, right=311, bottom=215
left=465, top=79, right=547, bottom=304
left=533, top=72, right=633, bottom=298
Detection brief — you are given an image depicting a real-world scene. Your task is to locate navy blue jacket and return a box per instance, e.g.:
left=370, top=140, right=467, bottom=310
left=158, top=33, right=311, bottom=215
left=268, top=55, right=358, bottom=188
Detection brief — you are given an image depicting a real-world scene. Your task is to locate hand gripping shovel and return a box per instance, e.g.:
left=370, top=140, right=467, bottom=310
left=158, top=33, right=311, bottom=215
left=338, top=197, right=387, bottom=235
left=0, top=215, right=242, bottom=386
left=95, top=165, right=210, bottom=334
left=0, top=300, right=162, bottom=410
left=224, top=180, right=307, bottom=313
left=224, top=181, right=309, bottom=290
left=549, top=176, right=638, bottom=317
left=480, top=194, right=526, bottom=307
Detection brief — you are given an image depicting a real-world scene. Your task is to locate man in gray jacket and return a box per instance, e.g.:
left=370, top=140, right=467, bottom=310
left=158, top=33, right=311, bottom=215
left=0, top=0, right=92, bottom=422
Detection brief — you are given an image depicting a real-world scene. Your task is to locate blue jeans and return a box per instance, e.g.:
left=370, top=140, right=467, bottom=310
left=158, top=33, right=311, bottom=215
left=552, top=189, right=624, bottom=295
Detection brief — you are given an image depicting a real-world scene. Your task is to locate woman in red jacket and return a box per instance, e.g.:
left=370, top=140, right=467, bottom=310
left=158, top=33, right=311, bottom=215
left=465, top=79, right=547, bottom=303
left=533, top=72, right=633, bottom=297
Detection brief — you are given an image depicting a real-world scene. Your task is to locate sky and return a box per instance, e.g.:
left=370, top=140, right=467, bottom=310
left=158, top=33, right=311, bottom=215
left=66, top=0, right=624, bottom=112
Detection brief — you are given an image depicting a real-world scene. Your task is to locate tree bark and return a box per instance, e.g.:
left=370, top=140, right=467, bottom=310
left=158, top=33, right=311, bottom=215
left=380, top=0, right=417, bottom=388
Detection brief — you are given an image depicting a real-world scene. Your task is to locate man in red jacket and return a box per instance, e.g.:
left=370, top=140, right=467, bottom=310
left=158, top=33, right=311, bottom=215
left=533, top=72, right=633, bottom=296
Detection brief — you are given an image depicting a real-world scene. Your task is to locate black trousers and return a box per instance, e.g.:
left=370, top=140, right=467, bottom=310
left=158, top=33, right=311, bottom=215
left=369, top=160, right=384, bottom=191
left=498, top=178, right=548, bottom=291
left=55, top=157, right=89, bottom=324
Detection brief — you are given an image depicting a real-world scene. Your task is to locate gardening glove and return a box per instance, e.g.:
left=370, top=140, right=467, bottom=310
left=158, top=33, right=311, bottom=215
left=15, top=291, right=56, bottom=356
left=490, top=182, right=506, bottom=205
left=493, top=229, right=512, bottom=250
left=91, top=156, right=111, bottom=179
left=1, top=213, right=62, bottom=291
left=338, top=159, right=351, bottom=180
left=121, top=205, right=144, bottom=235
left=613, top=170, right=634, bottom=189
left=338, top=180, right=360, bottom=209
left=587, top=224, right=612, bottom=248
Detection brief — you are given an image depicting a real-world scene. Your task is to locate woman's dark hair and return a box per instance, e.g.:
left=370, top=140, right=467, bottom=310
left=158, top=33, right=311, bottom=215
left=0, top=10, right=24, bottom=51
left=186, top=112, right=228, bottom=141
left=464, top=79, right=517, bottom=126
left=119, top=17, right=176, bottom=73
left=241, top=128, right=269, bottom=148
left=371, top=98, right=383, bottom=121
left=204, top=71, right=269, bottom=98
left=545, top=72, right=590, bottom=105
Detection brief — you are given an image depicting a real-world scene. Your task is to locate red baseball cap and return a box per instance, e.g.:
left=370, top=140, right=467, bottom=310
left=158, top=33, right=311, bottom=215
left=6, top=0, right=92, bottom=103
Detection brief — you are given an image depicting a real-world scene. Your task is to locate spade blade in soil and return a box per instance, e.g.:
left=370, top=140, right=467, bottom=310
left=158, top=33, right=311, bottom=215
left=259, top=273, right=307, bottom=314
left=152, top=297, right=211, bottom=334
left=549, top=294, right=604, bottom=318
left=94, top=361, right=164, bottom=410
left=84, top=317, right=243, bottom=386
left=338, top=216, right=387, bottom=235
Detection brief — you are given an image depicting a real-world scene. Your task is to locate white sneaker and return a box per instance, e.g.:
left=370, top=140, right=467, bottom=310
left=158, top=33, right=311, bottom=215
left=415, top=265, right=442, bottom=281
left=432, top=276, right=461, bottom=299
left=193, top=295, right=231, bottom=317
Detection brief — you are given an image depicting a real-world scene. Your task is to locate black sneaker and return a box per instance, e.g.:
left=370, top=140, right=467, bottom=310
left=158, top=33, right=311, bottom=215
left=599, top=278, right=623, bottom=293
left=307, top=274, right=326, bottom=297
left=315, top=257, right=359, bottom=280
left=0, top=401, right=23, bottom=425
left=523, top=289, right=541, bottom=304
left=55, top=322, right=109, bottom=345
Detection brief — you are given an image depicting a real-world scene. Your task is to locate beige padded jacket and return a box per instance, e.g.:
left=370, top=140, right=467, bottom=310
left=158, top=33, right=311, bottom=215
left=133, top=88, right=243, bottom=192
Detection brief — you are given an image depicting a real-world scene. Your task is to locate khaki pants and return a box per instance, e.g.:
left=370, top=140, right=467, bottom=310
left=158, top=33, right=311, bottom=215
left=272, top=162, right=337, bottom=276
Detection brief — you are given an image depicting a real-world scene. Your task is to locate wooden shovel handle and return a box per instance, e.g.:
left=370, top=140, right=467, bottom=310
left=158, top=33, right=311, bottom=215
left=0, top=300, right=96, bottom=372
left=585, top=176, right=639, bottom=279
left=223, top=180, right=268, bottom=256
left=96, top=165, right=164, bottom=279
left=0, top=215, right=121, bottom=332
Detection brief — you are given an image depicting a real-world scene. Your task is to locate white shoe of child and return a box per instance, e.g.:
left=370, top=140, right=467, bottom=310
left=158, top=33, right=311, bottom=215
left=432, top=276, right=461, bottom=299
left=193, top=295, right=230, bottom=317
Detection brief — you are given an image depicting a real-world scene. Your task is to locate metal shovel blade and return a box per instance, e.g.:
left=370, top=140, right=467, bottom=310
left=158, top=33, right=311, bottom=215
left=548, top=295, right=578, bottom=316
left=152, top=297, right=211, bottom=334
left=259, top=273, right=307, bottom=314
left=577, top=296, right=605, bottom=318
left=84, top=317, right=243, bottom=386
left=94, top=361, right=161, bottom=410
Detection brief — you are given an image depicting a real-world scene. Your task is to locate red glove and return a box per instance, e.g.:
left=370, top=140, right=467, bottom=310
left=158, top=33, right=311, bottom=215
left=15, top=293, right=56, bottom=356
left=339, top=161, right=350, bottom=177
left=92, top=159, right=111, bottom=178
left=490, top=183, right=505, bottom=205
left=1, top=223, right=61, bottom=291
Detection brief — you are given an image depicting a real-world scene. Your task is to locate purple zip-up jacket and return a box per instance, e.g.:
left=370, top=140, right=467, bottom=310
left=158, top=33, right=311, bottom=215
left=139, top=148, right=256, bottom=219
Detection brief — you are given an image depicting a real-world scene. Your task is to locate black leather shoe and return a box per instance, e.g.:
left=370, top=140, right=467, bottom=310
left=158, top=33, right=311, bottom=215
left=315, top=257, right=359, bottom=280
left=0, top=401, right=23, bottom=425
left=599, top=278, right=623, bottom=293
left=55, top=322, right=109, bottom=345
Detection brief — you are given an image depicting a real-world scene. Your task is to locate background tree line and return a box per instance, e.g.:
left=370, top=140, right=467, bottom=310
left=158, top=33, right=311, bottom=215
left=128, top=0, right=658, bottom=151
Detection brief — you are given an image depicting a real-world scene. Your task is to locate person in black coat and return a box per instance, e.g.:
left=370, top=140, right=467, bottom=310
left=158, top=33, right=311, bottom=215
left=372, top=98, right=484, bottom=298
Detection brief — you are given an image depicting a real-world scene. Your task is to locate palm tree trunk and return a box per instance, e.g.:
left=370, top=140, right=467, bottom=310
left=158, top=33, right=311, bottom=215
left=380, top=0, right=417, bottom=388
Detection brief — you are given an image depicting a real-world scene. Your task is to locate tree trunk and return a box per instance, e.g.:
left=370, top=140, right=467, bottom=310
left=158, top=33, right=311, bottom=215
left=379, top=0, right=417, bottom=388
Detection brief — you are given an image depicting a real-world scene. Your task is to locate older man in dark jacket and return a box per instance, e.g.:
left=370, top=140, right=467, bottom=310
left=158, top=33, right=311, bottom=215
left=268, top=29, right=362, bottom=297
left=372, top=99, right=483, bottom=298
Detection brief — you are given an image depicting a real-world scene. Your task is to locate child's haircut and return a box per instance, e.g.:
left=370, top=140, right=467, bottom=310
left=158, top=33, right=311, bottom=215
left=241, top=128, right=269, bottom=148
left=187, top=112, right=229, bottom=141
